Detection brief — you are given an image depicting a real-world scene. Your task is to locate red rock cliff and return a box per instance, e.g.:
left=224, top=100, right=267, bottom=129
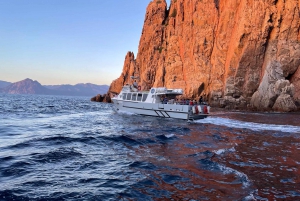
left=109, top=0, right=300, bottom=111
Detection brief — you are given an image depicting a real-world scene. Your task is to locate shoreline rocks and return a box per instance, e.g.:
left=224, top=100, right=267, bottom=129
left=91, top=93, right=111, bottom=103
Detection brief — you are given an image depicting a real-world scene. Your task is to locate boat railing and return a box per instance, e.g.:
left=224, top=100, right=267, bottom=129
left=160, top=100, right=208, bottom=106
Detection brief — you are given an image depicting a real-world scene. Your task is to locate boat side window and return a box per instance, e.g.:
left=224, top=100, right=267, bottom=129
left=137, top=93, right=142, bottom=101
left=142, top=93, right=148, bottom=102
left=126, top=93, right=132, bottom=100
left=122, top=93, right=127, bottom=100
left=132, top=93, right=137, bottom=101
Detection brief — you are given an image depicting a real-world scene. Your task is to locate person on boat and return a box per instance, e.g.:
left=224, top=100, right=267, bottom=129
left=189, top=100, right=193, bottom=105
left=185, top=99, right=189, bottom=105
left=133, top=80, right=138, bottom=89
left=199, top=96, right=203, bottom=104
left=163, top=97, right=168, bottom=104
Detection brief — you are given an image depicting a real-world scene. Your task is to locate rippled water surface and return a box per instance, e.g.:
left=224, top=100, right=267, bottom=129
left=0, top=94, right=300, bottom=200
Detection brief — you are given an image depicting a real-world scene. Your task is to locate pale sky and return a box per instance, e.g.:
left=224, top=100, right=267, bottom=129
left=0, top=0, right=170, bottom=85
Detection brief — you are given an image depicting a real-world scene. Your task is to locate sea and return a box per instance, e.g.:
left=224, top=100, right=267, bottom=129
left=0, top=94, right=300, bottom=201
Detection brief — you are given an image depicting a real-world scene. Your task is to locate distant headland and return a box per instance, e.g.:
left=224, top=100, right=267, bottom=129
left=0, top=78, right=109, bottom=97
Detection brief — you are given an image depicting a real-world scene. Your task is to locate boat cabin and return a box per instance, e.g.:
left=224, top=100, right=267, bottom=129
left=118, top=86, right=183, bottom=104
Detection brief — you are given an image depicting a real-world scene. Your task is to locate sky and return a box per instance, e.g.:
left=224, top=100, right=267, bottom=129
left=0, top=0, right=170, bottom=85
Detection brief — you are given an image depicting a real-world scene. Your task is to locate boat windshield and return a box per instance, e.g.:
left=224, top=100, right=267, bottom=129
left=122, top=92, right=148, bottom=102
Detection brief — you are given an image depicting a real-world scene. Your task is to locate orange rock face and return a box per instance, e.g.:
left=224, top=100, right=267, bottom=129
left=110, top=0, right=300, bottom=111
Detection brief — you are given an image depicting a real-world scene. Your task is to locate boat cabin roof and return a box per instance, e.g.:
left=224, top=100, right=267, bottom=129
left=149, top=87, right=183, bottom=95
left=121, top=84, right=183, bottom=95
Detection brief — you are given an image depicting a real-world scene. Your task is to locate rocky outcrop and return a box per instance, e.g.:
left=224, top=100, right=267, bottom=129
left=291, top=64, right=300, bottom=101
left=250, top=61, right=297, bottom=111
left=109, top=52, right=136, bottom=94
left=110, top=0, right=300, bottom=111
left=91, top=93, right=111, bottom=103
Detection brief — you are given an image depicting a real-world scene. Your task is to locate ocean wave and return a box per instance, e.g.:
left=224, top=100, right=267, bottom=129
left=198, top=157, right=251, bottom=188
left=101, top=135, right=142, bottom=146
left=164, top=134, right=175, bottom=138
left=129, top=161, right=157, bottom=170
left=213, top=147, right=236, bottom=155
left=31, top=147, right=83, bottom=163
left=196, top=117, right=300, bottom=133
left=116, top=110, right=136, bottom=116
left=217, top=163, right=251, bottom=188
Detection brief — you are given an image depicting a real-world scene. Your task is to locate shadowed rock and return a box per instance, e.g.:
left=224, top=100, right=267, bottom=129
left=91, top=93, right=111, bottom=103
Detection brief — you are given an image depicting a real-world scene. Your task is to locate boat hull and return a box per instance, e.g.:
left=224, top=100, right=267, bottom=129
left=112, top=99, right=208, bottom=120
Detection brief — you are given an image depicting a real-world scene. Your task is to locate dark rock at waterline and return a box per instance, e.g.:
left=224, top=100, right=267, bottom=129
left=91, top=93, right=111, bottom=103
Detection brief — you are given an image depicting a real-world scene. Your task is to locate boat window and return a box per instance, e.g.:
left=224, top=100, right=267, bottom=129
left=142, top=94, right=148, bottom=102
left=137, top=93, right=142, bottom=101
left=168, top=95, right=176, bottom=99
left=126, top=93, right=132, bottom=100
left=132, top=93, right=137, bottom=101
left=122, top=93, right=127, bottom=100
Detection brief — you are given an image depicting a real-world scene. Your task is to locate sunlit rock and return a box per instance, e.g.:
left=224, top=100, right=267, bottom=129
left=108, top=0, right=300, bottom=111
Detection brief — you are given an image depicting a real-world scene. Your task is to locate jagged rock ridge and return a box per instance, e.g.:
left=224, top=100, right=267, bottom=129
left=109, top=0, right=300, bottom=111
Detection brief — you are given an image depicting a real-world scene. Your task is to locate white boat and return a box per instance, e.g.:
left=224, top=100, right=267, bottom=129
left=111, top=84, right=210, bottom=120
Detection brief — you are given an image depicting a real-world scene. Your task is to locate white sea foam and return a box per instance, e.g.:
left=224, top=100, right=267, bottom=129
left=196, top=117, right=300, bottom=133
left=214, top=147, right=236, bottom=155
left=214, top=149, right=226, bottom=155
left=165, top=134, right=175, bottom=138
left=243, top=191, right=257, bottom=201
left=116, top=110, right=136, bottom=116
left=217, top=164, right=251, bottom=188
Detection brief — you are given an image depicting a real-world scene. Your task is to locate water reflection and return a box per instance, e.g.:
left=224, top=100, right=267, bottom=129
left=1, top=95, right=300, bottom=200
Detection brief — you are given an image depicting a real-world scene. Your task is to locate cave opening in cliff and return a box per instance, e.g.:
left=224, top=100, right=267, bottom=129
left=286, top=73, right=294, bottom=81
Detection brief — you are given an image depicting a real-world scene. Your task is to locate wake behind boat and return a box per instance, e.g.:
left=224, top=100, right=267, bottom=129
left=111, top=82, right=210, bottom=120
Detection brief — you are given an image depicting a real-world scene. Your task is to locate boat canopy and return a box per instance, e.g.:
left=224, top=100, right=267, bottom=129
left=151, top=87, right=183, bottom=95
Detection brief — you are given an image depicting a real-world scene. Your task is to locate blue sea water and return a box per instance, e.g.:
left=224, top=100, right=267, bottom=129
left=0, top=94, right=300, bottom=200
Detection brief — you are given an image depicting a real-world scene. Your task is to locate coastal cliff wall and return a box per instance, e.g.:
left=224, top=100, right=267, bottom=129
left=109, top=0, right=300, bottom=111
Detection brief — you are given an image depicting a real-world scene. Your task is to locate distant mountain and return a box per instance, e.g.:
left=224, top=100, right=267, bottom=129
left=44, top=83, right=109, bottom=96
left=0, top=78, right=109, bottom=96
left=0, top=80, right=12, bottom=88
left=1, top=78, right=54, bottom=95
